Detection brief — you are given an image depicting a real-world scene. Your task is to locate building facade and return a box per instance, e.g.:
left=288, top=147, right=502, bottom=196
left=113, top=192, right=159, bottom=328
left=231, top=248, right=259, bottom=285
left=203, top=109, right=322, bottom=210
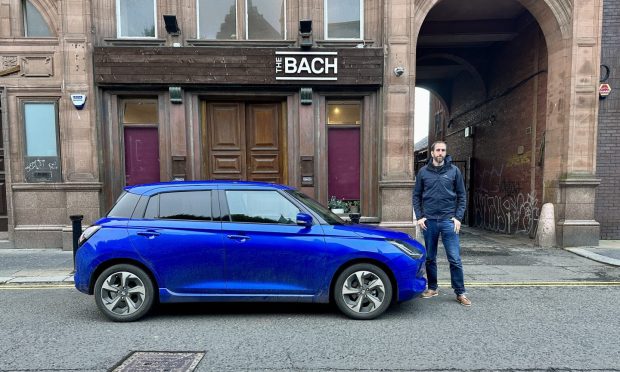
left=0, top=0, right=100, bottom=248
left=0, top=0, right=605, bottom=248
left=595, top=0, right=620, bottom=239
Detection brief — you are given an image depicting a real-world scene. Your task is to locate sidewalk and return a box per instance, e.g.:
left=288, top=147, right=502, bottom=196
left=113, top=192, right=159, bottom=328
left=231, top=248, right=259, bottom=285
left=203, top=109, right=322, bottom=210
left=0, top=228, right=619, bottom=286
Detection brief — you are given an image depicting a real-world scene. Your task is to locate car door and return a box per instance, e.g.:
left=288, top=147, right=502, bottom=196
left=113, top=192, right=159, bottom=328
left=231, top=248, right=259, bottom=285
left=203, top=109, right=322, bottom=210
left=127, top=188, right=226, bottom=294
left=220, top=188, right=327, bottom=296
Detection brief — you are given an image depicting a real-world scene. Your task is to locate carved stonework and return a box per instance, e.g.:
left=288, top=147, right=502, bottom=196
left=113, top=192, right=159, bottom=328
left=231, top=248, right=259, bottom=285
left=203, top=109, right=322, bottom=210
left=1, top=56, right=18, bottom=69
left=20, top=56, right=54, bottom=77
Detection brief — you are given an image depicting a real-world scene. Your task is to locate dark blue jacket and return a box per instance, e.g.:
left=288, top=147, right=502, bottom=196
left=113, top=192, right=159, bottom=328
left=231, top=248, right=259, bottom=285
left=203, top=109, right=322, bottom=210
left=413, top=155, right=466, bottom=221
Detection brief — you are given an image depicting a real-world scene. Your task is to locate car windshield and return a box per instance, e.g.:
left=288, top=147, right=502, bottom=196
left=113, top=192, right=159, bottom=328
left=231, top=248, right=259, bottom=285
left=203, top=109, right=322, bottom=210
left=287, top=190, right=345, bottom=225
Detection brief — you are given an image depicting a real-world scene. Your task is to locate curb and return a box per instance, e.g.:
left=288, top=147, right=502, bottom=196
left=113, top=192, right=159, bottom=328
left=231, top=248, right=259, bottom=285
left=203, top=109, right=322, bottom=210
left=565, top=248, right=620, bottom=267
left=0, top=275, right=74, bottom=285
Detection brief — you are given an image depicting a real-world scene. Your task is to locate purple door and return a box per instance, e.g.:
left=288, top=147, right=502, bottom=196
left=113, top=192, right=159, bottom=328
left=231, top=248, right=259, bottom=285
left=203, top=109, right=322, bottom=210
left=328, top=127, right=360, bottom=200
left=124, top=127, right=159, bottom=186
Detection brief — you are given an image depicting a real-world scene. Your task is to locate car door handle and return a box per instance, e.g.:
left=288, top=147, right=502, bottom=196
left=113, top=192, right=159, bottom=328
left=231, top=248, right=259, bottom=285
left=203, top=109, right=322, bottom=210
left=227, top=234, right=250, bottom=241
left=137, top=230, right=160, bottom=239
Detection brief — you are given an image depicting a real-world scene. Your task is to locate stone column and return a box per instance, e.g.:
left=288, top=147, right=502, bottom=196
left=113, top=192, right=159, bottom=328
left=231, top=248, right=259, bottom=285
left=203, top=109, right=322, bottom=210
left=556, top=0, right=603, bottom=247
left=379, top=0, right=415, bottom=235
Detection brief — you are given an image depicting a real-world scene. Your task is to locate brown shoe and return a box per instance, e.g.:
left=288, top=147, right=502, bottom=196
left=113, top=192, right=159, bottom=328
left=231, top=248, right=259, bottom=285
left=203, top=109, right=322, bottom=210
left=457, top=295, right=471, bottom=306
left=421, top=289, right=438, bottom=298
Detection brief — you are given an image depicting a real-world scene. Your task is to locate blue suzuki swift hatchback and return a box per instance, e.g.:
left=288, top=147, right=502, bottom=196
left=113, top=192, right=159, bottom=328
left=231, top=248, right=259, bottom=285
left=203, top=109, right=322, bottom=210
left=75, top=181, right=426, bottom=321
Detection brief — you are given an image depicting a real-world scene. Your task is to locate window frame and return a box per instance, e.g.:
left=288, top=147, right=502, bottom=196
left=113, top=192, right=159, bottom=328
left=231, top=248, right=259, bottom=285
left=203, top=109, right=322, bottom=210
left=115, top=0, right=158, bottom=39
left=324, top=0, right=364, bottom=41
left=245, top=0, right=287, bottom=40
left=196, top=0, right=239, bottom=40
left=20, top=99, right=61, bottom=183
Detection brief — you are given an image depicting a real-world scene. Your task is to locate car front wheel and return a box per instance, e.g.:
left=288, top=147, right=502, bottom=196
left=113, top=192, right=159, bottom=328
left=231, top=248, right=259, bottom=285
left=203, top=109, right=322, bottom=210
left=94, top=264, right=154, bottom=322
left=334, top=263, right=393, bottom=320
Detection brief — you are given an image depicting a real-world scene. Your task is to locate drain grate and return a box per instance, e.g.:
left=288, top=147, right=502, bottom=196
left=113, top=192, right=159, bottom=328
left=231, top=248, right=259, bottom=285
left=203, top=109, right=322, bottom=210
left=110, top=351, right=204, bottom=372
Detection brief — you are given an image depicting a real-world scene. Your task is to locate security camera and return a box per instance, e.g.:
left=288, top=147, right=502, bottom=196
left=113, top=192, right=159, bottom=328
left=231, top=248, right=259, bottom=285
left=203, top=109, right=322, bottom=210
left=393, top=67, right=405, bottom=77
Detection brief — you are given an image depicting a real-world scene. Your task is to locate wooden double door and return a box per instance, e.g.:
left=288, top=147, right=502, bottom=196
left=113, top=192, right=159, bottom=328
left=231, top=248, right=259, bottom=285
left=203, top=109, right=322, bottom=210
left=203, top=102, right=284, bottom=183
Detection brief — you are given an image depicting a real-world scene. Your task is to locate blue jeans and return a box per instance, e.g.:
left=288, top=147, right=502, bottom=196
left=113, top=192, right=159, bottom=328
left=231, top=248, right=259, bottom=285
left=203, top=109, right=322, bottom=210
left=423, top=219, right=466, bottom=295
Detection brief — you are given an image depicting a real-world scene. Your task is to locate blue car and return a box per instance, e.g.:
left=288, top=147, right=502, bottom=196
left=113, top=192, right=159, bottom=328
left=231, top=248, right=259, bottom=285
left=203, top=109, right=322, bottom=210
left=75, top=181, right=426, bottom=321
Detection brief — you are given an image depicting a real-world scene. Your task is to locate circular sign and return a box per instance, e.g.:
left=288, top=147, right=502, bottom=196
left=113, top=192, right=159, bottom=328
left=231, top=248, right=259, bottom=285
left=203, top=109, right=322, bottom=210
left=599, top=83, right=612, bottom=97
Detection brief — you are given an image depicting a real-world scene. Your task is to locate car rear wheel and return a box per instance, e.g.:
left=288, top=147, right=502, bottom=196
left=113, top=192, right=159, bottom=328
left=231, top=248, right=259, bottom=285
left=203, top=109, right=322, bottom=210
left=94, top=264, right=154, bottom=322
left=334, top=263, right=393, bottom=320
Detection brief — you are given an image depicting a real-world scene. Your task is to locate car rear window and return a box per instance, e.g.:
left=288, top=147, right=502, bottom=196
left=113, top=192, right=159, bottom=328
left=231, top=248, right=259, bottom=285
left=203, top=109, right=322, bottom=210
left=144, top=191, right=213, bottom=221
left=107, top=191, right=141, bottom=218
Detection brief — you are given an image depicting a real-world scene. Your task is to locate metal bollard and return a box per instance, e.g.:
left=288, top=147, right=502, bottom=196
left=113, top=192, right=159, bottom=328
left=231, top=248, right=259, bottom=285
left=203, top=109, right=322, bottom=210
left=349, top=213, right=361, bottom=224
left=70, top=215, right=84, bottom=269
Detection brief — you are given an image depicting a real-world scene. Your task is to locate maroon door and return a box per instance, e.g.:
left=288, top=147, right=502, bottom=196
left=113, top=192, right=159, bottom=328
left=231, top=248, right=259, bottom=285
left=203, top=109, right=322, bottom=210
left=124, top=127, right=159, bottom=186
left=328, top=127, right=360, bottom=200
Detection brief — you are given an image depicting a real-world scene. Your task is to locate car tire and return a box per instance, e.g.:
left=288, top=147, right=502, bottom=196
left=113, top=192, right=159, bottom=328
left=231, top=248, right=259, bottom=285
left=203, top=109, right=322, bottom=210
left=334, top=263, right=393, bottom=320
left=94, top=264, right=155, bottom=322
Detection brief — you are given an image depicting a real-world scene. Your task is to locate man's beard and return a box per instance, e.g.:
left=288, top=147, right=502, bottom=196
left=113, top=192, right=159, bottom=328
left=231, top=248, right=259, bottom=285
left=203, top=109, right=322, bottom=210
left=433, top=155, right=444, bottom=164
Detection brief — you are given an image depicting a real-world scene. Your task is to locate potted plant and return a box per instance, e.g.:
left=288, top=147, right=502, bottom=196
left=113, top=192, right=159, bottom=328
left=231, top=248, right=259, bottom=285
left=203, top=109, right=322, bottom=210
left=348, top=200, right=360, bottom=213
left=328, top=196, right=347, bottom=214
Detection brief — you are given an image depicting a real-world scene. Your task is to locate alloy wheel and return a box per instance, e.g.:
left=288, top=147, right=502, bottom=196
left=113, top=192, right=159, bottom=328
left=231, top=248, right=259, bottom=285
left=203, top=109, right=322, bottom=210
left=99, top=271, right=146, bottom=316
left=340, top=270, right=386, bottom=314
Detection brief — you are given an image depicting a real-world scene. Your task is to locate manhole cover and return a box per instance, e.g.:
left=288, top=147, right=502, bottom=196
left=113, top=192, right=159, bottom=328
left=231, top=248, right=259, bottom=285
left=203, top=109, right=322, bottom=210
left=111, top=351, right=204, bottom=372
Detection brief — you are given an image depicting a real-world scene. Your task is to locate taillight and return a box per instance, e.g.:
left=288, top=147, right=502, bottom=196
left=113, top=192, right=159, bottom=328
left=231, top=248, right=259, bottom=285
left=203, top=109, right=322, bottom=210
left=78, top=225, right=101, bottom=246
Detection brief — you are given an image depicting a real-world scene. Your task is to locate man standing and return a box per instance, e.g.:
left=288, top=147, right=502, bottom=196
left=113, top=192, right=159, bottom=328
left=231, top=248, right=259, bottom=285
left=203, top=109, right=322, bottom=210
left=413, top=141, right=471, bottom=306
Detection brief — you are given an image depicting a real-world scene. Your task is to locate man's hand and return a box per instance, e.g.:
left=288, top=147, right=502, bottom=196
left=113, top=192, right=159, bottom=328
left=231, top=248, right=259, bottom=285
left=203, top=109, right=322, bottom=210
left=451, top=217, right=461, bottom=233
left=417, top=217, right=428, bottom=230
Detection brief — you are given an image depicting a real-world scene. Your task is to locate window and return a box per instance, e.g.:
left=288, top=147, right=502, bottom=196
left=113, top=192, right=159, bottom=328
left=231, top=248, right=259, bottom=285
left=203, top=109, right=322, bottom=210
left=225, top=190, right=299, bottom=224
left=116, top=0, right=156, bottom=38
left=246, top=0, right=286, bottom=40
left=22, top=101, right=61, bottom=182
left=198, top=0, right=237, bottom=39
left=325, top=0, right=363, bottom=39
left=145, top=191, right=213, bottom=221
left=108, top=192, right=141, bottom=218
left=23, top=0, right=52, bottom=37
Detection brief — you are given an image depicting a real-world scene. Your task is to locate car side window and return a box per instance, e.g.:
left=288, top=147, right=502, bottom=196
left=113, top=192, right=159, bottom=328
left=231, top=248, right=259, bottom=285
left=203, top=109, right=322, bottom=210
left=225, top=190, right=300, bottom=224
left=144, top=191, right=212, bottom=221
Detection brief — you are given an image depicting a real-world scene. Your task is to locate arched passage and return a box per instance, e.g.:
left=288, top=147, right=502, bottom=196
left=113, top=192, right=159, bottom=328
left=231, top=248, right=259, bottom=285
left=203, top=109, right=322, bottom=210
left=414, top=0, right=565, bottom=237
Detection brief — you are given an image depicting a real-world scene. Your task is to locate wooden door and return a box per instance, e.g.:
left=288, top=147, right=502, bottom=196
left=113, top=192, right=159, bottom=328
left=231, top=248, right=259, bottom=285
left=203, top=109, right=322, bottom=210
left=204, top=102, right=282, bottom=183
left=246, top=103, right=281, bottom=183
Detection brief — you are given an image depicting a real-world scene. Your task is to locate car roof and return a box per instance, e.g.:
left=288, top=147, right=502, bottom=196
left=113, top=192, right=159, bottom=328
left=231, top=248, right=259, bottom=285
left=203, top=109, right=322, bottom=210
left=125, top=180, right=295, bottom=195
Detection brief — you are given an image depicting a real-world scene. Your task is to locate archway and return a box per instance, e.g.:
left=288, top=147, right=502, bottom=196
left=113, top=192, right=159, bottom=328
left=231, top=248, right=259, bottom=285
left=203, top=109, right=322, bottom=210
left=414, top=0, right=563, bottom=237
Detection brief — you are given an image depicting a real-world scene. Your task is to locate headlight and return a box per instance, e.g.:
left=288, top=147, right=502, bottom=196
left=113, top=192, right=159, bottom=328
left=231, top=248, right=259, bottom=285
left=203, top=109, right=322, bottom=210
left=388, top=239, right=424, bottom=259
left=78, top=225, right=101, bottom=247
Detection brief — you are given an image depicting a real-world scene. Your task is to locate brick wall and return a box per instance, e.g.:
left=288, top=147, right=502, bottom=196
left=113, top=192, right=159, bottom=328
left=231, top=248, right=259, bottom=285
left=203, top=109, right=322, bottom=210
left=596, top=0, right=620, bottom=239
left=429, top=19, right=547, bottom=235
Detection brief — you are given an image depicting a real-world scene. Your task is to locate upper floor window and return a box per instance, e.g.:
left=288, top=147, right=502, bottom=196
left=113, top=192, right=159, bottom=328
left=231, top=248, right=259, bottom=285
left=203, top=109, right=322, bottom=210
left=22, top=101, right=61, bottom=182
left=246, top=0, right=286, bottom=40
left=197, top=0, right=237, bottom=39
left=22, top=0, right=52, bottom=37
left=325, top=0, right=363, bottom=40
left=116, top=0, right=156, bottom=38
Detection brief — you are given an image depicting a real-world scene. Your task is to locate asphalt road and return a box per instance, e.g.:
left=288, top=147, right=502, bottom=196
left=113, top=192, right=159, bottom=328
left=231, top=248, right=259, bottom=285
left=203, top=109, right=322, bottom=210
left=1, top=285, right=619, bottom=371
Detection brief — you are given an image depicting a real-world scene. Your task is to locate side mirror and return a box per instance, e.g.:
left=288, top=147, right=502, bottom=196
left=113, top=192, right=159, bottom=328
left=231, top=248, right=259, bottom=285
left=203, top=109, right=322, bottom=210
left=296, top=212, right=313, bottom=227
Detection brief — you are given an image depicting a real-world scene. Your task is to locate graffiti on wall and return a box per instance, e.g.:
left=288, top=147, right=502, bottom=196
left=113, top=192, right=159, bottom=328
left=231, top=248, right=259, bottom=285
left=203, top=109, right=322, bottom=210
left=473, top=164, right=540, bottom=235
left=473, top=192, right=540, bottom=235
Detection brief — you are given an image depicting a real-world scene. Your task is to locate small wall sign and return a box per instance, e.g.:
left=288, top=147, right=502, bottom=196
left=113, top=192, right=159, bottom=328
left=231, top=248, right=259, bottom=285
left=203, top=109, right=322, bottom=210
left=599, top=83, right=612, bottom=98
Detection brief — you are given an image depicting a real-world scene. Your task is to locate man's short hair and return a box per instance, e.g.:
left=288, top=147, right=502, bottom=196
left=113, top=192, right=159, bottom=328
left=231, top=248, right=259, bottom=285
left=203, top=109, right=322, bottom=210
left=431, top=141, right=447, bottom=151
